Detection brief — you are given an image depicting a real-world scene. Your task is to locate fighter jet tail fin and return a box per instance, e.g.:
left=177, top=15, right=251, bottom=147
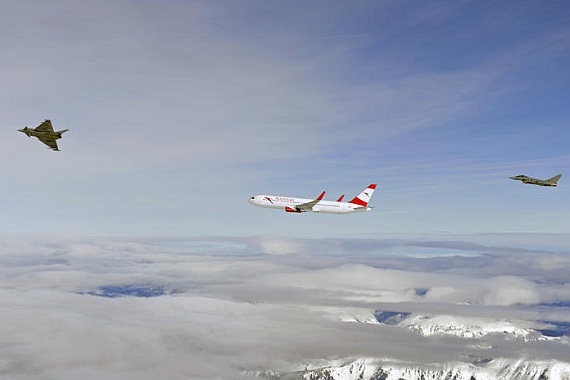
left=547, top=174, right=562, bottom=184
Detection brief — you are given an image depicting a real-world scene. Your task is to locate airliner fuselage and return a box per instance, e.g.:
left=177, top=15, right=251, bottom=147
left=248, top=195, right=371, bottom=214
left=249, top=184, right=377, bottom=214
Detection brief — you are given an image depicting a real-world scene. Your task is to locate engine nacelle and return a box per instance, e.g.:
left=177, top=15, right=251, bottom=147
left=285, top=206, right=301, bottom=213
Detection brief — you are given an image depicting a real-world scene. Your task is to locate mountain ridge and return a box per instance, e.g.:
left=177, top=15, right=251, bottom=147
left=248, top=357, right=570, bottom=380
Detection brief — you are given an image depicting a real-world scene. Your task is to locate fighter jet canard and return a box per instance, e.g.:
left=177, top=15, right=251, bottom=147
left=18, top=119, right=69, bottom=151
left=249, top=184, right=377, bottom=214
left=510, top=174, right=562, bottom=187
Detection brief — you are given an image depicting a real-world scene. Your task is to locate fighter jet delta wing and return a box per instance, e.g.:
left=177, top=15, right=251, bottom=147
left=35, top=119, right=55, bottom=133
left=36, top=136, right=59, bottom=151
left=295, top=191, right=326, bottom=212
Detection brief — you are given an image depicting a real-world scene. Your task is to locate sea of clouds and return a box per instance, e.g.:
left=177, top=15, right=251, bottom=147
left=0, top=234, right=568, bottom=379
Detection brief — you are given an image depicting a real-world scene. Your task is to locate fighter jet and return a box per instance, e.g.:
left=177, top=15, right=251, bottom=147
left=18, top=119, right=69, bottom=151
left=249, top=184, right=377, bottom=214
left=510, top=174, right=562, bottom=187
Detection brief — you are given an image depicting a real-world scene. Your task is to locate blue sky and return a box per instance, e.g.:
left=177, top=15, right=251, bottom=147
left=1, top=1, right=569, bottom=237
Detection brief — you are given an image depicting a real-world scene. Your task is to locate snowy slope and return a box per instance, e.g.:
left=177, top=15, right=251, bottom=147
left=302, top=357, right=570, bottom=380
left=249, top=357, right=570, bottom=380
left=364, top=311, right=555, bottom=341
left=397, top=314, right=539, bottom=340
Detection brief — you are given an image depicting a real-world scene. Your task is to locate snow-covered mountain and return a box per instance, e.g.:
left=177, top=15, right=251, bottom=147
left=245, top=310, right=570, bottom=379
left=248, top=357, right=570, bottom=380
left=247, top=312, right=570, bottom=379
left=395, top=314, right=539, bottom=340
left=367, top=311, right=559, bottom=341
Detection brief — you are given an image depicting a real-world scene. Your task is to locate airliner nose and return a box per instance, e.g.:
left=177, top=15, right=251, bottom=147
left=248, top=196, right=256, bottom=204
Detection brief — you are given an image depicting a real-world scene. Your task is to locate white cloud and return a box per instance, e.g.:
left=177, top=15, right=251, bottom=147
left=251, top=236, right=305, bottom=255
left=0, top=235, right=569, bottom=378
left=482, top=276, right=542, bottom=306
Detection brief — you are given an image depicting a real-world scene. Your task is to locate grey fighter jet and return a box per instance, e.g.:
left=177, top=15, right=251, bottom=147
left=510, top=174, right=562, bottom=187
left=18, top=120, right=69, bottom=151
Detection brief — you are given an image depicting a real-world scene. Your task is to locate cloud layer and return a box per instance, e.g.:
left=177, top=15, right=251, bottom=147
left=0, top=234, right=568, bottom=379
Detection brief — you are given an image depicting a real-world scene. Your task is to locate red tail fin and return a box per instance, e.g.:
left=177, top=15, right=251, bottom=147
left=349, top=184, right=377, bottom=207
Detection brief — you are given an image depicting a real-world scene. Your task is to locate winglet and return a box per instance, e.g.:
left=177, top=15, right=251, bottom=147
left=336, top=195, right=345, bottom=202
left=317, top=191, right=325, bottom=201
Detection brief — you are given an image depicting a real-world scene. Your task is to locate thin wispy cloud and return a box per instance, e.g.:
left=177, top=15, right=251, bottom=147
left=1, top=3, right=569, bottom=379
left=0, top=3, right=568, bottom=234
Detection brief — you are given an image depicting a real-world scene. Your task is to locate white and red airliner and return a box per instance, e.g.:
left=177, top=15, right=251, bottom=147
left=249, top=184, right=377, bottom=214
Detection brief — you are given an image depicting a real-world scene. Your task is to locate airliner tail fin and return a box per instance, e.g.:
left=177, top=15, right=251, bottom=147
left=349, top=184, right=377, bottom=207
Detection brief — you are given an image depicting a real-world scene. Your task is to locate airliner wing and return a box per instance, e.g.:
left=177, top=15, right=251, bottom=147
left=296, top=191, right=325, bottom=212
